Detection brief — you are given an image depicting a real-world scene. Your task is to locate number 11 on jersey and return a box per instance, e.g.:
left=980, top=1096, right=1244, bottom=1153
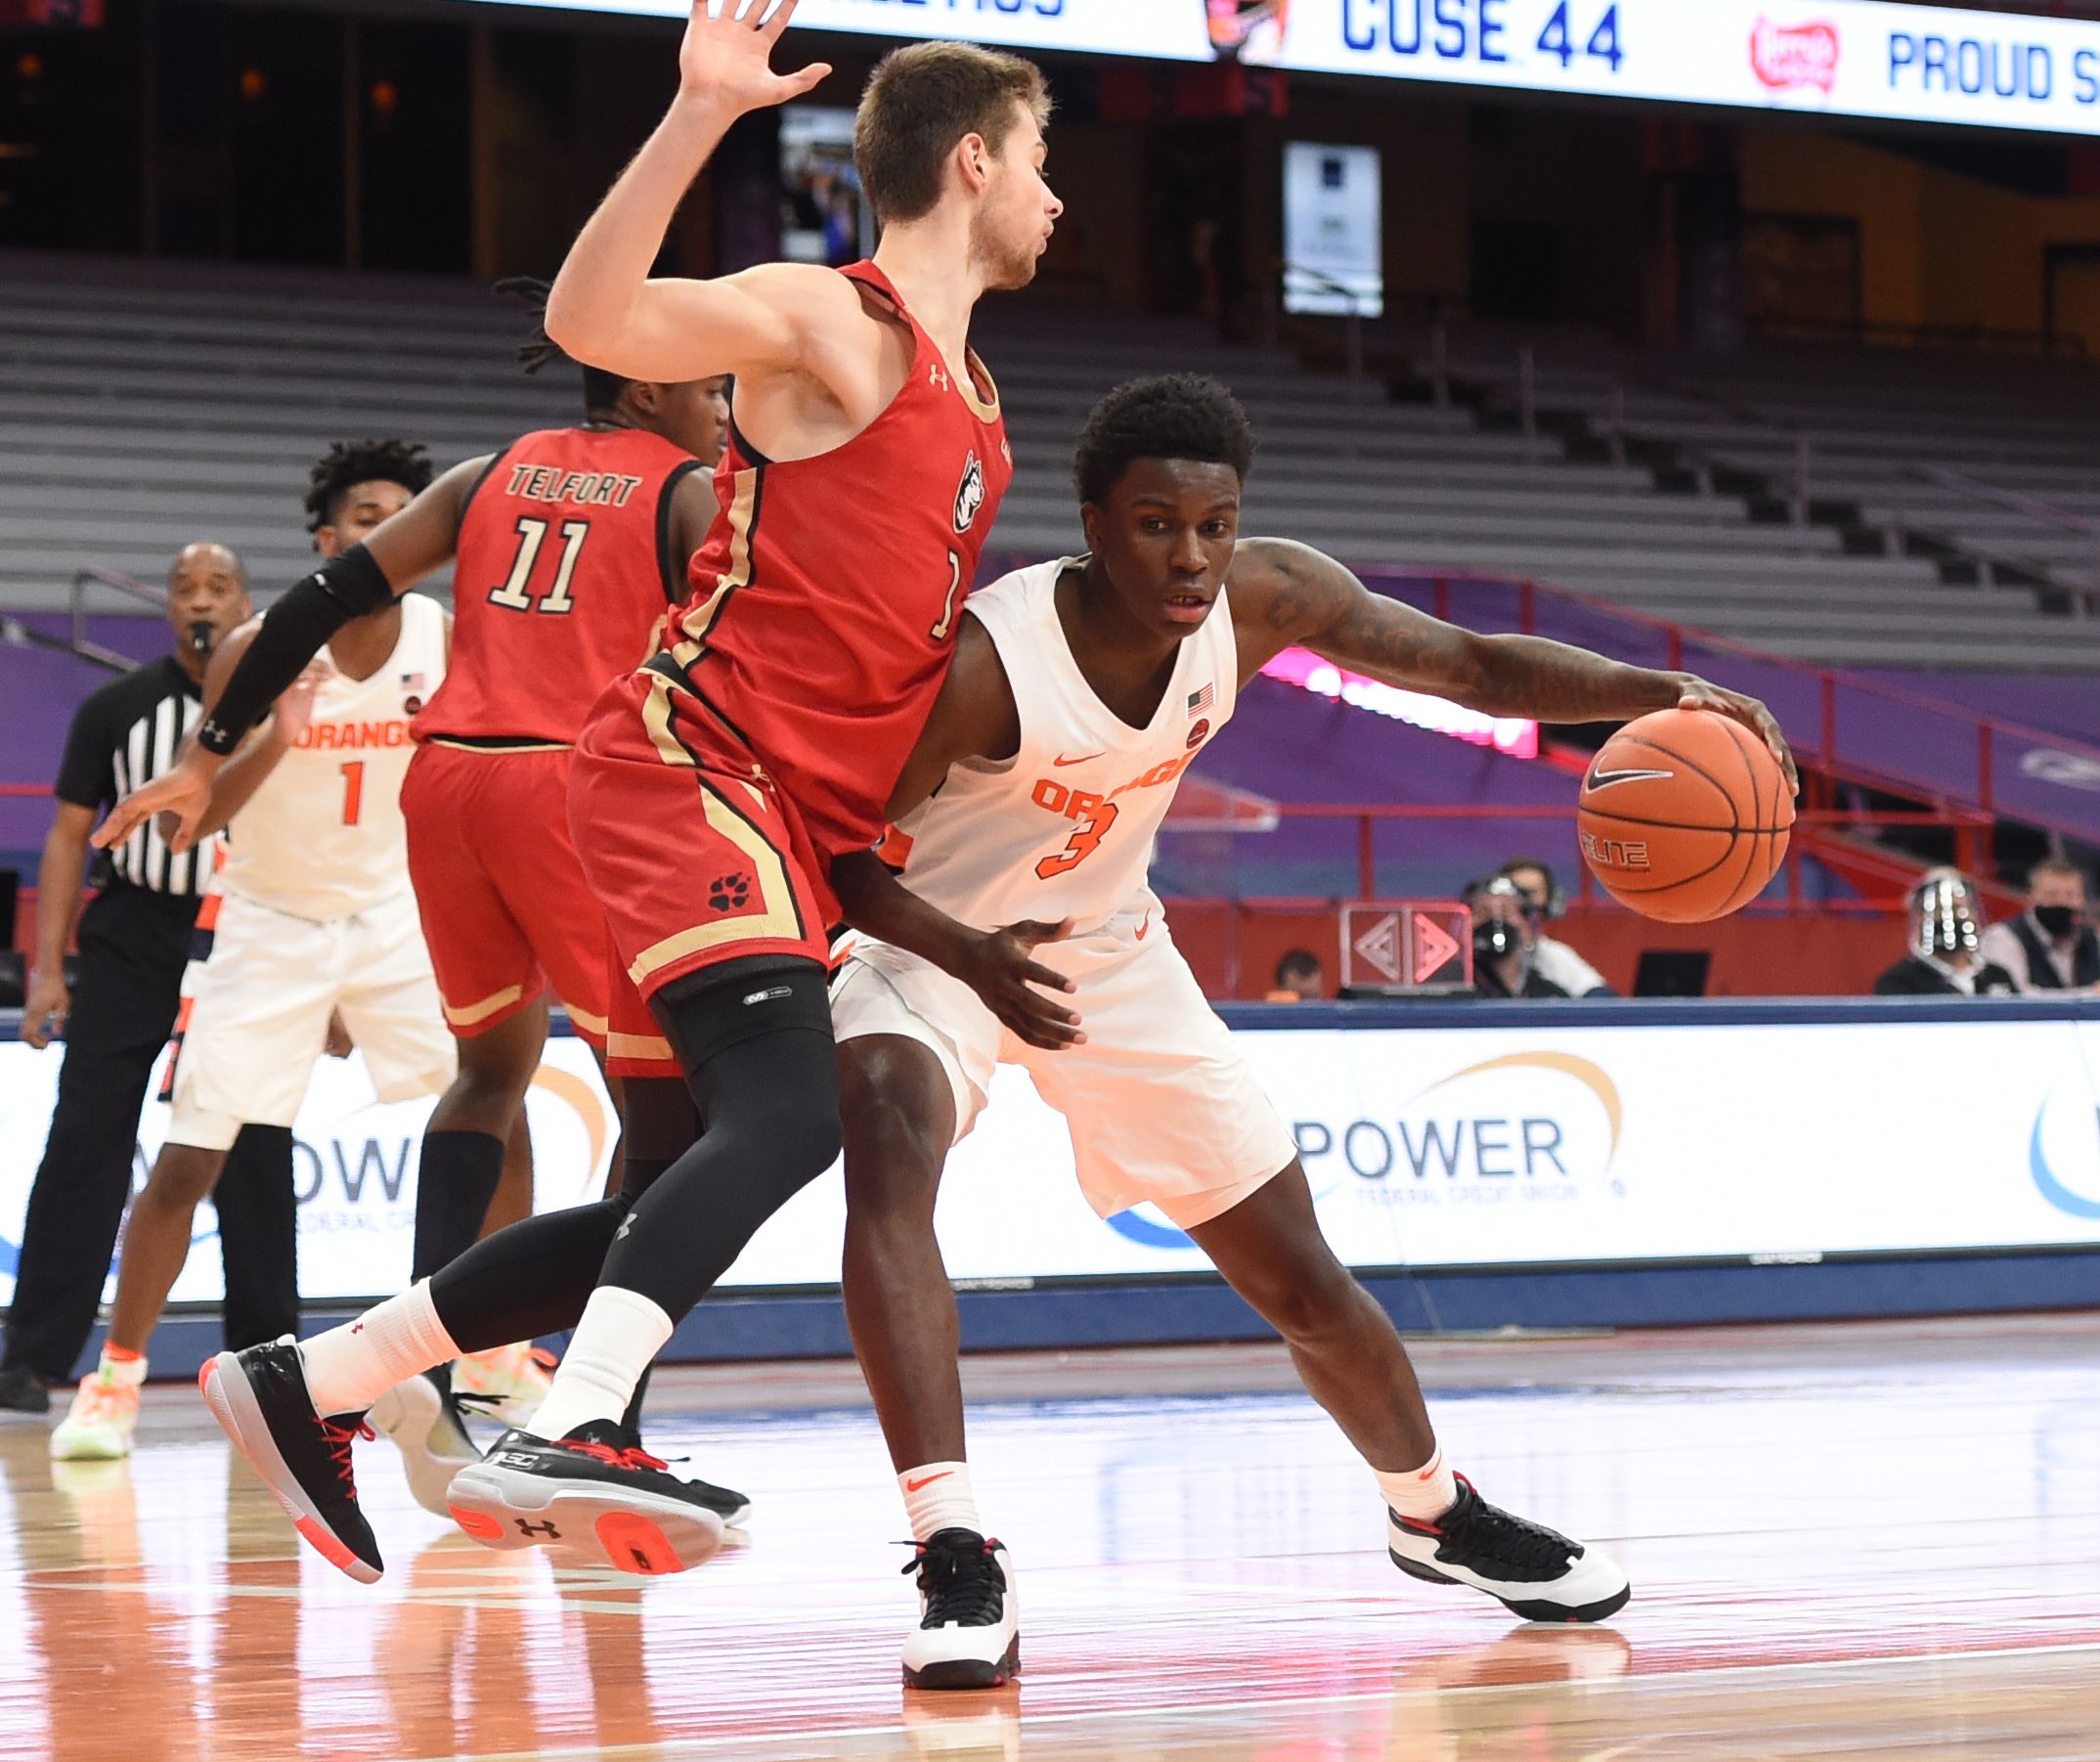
left=490, top=516, right=589, bottom=614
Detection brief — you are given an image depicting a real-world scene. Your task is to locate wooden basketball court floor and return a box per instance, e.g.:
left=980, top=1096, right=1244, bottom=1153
left=2, top=1311, right=2096, bottom=1760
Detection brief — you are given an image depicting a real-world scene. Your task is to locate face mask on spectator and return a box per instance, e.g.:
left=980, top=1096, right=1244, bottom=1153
left=2034, top=903, right=2080, bottom=939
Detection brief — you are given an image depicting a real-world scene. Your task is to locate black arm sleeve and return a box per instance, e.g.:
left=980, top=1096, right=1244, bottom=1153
left=52, top=689, right=115, bottom=810
left=195, top=544, right=396, bottom=755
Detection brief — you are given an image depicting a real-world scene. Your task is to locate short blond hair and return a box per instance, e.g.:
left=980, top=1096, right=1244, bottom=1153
left=853, top=42, right=1051, bottom=225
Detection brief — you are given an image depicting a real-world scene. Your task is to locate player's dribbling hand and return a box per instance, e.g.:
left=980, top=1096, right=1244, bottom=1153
left=92, top=750, right=216, bottom=857
left=678, top=0, right=831, bottom=115
left=1676, top=676, right=1799, bottom=797
left=954, top=918, right=1086, bottom=1052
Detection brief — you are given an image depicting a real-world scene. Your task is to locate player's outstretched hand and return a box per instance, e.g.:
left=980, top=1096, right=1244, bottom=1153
left=954, top=918, right=1086, bottom=1052
left=93, top=749, right=216, bottom=857
left=1677, top=676, right=1799, bottom=797
left=678, top=0, right=830, bottom=115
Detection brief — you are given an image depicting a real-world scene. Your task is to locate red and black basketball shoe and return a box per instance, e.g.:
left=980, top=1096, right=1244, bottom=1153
left=198, top=1339, right=383, bottom=1583
left=445, top=1422, right=741, bottom=1574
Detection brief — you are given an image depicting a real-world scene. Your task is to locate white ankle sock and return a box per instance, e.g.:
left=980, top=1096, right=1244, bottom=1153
left=898, top=1462, right=982, bottom=1542
left=1377, top=1444, right=1460, bottom=1522
left=96, top=1349, right=147, bottom=1388
left=526, top=1287, right=672, bottom=1441
left=299, top=1282, right=459, bottom=1419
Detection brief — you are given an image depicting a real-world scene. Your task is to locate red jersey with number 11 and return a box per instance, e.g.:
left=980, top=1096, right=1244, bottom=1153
left=662, top=261, right=1012, bottom=859
left=414, top=424, right=702, bottom=748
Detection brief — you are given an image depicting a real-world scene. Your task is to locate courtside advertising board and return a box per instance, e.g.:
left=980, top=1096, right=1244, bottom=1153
left=4, top=1010, right=2099, bottom=1303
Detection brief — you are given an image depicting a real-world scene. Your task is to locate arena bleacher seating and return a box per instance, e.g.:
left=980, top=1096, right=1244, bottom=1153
left=1391, top=317, right=2100, bottom=669
left=9, top=255, right=2100, bottom=677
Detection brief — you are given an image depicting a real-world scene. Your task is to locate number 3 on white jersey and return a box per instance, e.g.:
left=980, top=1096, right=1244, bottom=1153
left=929, top=551, right=963, bottom=641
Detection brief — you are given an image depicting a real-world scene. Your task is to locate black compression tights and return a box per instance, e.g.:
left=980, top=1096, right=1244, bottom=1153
left=428, top=997, right=840, bottom=1352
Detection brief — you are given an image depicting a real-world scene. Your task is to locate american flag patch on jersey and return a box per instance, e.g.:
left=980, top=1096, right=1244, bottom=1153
left=1187, top=683, right=1214, bottom=715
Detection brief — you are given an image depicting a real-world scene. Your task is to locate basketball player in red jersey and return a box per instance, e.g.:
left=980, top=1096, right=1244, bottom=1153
left=108, top=4, right=1072, bottom=1583
left=380, top=291, right=728, bottom=1452
left=341, top=296, right=734, bottom=1500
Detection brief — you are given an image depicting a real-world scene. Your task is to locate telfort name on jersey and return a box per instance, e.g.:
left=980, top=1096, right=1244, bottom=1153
left=503, top=463, right=646, bottom=507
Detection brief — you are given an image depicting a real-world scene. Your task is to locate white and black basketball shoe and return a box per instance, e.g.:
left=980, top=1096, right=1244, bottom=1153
left=198, top=1339, right=383, bottom=1583
left=900, top=1528, right=1020, bottom=1690
left=1387, top=1476, right=1630, bottom=1623
left=444, top=1422, right=745, bottom=1574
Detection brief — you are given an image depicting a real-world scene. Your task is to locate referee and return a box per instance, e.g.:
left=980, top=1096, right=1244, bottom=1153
left=0, top=544, right=300, bottom=1414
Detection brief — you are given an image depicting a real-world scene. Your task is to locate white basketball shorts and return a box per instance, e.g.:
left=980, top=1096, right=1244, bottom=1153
left=829, top=898, right=1297, bottom=1230
left=164, top=884, right=456, bottom=1150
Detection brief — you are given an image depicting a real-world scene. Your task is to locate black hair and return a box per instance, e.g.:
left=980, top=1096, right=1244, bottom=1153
left=1274, top=947, right=1322, bottom=987
left=1498, top=856, right=1557, bottom=903
left=304, top=438, right=433, bottom=534
left=1072, top=374, right=1257, bottom=507
left=496, top=275, right=634, bottom=417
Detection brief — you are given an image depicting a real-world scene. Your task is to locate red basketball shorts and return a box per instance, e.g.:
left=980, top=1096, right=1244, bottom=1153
left=570, top=667, right=834, bottom=1078
left=402, top=740, right=611, bottom=1047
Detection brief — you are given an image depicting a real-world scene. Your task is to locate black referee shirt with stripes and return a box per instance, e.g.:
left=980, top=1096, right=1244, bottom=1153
left=54, top=655, right=215, bottom=898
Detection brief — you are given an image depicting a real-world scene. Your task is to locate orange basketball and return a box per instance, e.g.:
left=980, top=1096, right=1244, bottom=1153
left=1576, top=708, right=1795, bottom=923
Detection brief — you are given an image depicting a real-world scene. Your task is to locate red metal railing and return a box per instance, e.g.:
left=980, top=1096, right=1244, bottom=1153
left=1219, top=801, right=2006, bottom=914
left=1414, top=569, right=2100, bottom=845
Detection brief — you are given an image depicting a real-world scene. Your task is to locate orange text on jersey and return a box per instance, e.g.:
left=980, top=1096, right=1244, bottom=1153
left=503, top=463, right=644, bottom=507
left=293, top=721, right=414, bottom=751
left=1028, top=751, right=1199, bottom=822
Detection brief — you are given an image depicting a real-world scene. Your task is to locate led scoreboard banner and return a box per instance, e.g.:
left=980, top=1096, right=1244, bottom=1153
left=470, top=0, right=2100, bottom=138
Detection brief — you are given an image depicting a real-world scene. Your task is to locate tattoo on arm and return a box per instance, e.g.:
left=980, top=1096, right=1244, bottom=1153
left=1245, top=540, right=1682, bottom=724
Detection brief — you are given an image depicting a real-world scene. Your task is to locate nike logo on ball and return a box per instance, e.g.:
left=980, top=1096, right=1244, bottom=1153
left=1585, top=766, right=1674, bottom=792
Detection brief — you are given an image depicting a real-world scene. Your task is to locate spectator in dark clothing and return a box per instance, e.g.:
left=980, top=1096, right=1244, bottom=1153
left=1466, top=877, right=1570, bottom=1000
left=1979, top=857, right=2100, bottom=993
left=1875, top=869, right=2019, bottom=997
left=1498, top=857, right=1614, bottom=996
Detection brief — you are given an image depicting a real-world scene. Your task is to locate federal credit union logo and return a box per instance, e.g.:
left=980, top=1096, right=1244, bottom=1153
left=1104, top=1049, right=1623, bottom=1251
left=1752, top=18, right=1840, bottom=94
left=2029, top=1081, right=2100, bottom=1220
left=1321, top=1050, right=1623, bottom=1191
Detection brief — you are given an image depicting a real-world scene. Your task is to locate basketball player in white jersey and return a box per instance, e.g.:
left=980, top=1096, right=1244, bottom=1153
left=826, top=375, right=1794, bottom=1685
left=50, top=441, right=459, bottom=1463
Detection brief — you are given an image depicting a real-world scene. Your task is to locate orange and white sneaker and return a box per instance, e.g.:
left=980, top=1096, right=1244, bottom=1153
left=51, top=1361, right=144, bottom=1462
left=449, top=1343, right=554, bottom=1428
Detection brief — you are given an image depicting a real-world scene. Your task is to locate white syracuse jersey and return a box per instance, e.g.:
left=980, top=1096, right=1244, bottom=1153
left=219, top=592, right=447, bottom=921
left=884, top=557, right=1239, bottom=932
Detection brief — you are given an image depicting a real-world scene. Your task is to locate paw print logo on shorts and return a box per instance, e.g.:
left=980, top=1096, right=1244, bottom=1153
left=709, top=873, right=753, bottom=913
